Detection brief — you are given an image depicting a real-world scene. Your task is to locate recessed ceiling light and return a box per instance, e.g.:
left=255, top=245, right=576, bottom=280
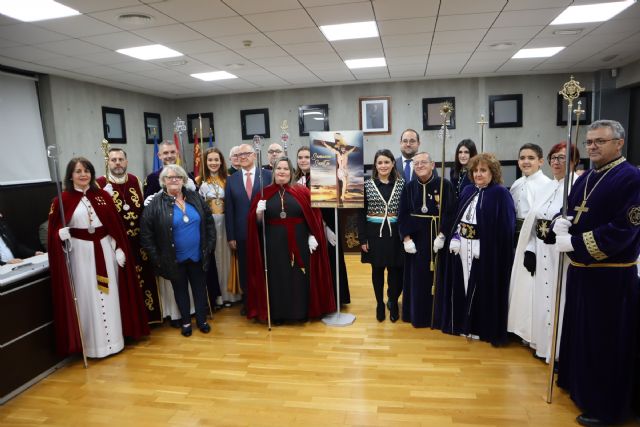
left=118, top=13, right=153, bottom=25
left=602, top=54, right=618, bottom=62
left=191, top=71, right=238, bottom=81
left=116, top=44, right=183, bottom=60
left=512, top=47, right=565, bottom=59
left=345, top=57, right=386, bottom=69
left=225, top=63, right=245, bottom=69
left=550, top=0, right=636, bottom=25
left=163, top=59, right=188, bottom=67
left=0, top=0, right=80, bottom=22
left=488, top=42, right=516, bottom=50
left=320, top=21, right=378, bottom=41
left=552, top=29, right=583, bottom=36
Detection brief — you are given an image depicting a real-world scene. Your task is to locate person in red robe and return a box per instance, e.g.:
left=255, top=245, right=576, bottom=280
left=48, top=157, right=149, bottom=358
left=246, top=157, right=335, bottom=323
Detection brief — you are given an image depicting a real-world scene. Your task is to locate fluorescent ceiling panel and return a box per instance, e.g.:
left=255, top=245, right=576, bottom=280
left=551, top=0, right=636, bottom=25
left=116, top=45, right=184, bottom=60
left=345, top=57, right=386, bottom=69
left=191, top=71, right=238, bottom=81
left=319, top=21, right=378, bottom=41
left=0, top=0, right=80, bottom=22
left=512, top=47, right=564, bottom=58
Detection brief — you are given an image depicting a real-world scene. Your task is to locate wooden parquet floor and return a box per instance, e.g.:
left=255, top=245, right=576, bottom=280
left=0, top=255, right=630, bottom=426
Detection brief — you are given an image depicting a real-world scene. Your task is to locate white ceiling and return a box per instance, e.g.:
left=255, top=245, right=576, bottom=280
left=0, top=0, right=639, bottom=98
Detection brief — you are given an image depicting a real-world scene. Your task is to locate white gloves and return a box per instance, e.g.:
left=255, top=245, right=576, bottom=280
left=185, top=178, right=196, bottom=191
left=256, top=199, right=267, bottom=214
left=553, top=217, right=573, bottom=236
left=472, top=243, right=480, bottom=259
left=103, top=183, right=114, bottom=196
left=115, top=248, right=126, bottom=267
left=308, top=235, right=318, bottom=253
left=403, top=239, right=417, bottom=254
left=433, top=233, right=446, bottom=253
left=449, top=237, right=461, bottom=255
left=555, top=235, right=574, bottom=253
left=325, top=225, right=337, bottom=247
left=58, top=227, right=71, bottom=241
left=144, top=194, right=155, bottom=207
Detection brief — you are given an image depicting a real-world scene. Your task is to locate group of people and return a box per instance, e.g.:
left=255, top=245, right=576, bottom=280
left=45, top=118, right=639, bottom=426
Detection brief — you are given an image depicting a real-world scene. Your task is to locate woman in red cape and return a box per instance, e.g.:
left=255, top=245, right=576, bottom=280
left=48, top=157, right=149, bottom=358
left=246, top=157, right=335, bottom=323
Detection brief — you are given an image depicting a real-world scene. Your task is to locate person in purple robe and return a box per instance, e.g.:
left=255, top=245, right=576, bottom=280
left=439, top=152, right=515, bottom=345
left=552, top=119, right=640, bottom=427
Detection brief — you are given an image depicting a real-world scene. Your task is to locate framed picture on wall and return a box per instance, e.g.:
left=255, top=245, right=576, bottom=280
left=422, top=97, right=456, bottom=130
left=241, top=108, right=270, bottom=140
left=557, top=91, right=592, bottom=126
left=102, top=106, right=126, bottom=144
left=186, top=112, right=214, bottom=144
left=143, top=112, right=162, bottom=144
left=298, top=104, right=329, bottom=136
left=489, top=94, right=523, bottom=128
left=359, top=96, right=391, bottom=134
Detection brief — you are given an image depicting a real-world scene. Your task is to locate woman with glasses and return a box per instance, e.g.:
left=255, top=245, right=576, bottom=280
left=198, top=147, right=242, bottom=309
left=246, top=157, right=335, bottom=324
left=450, top=139, right=478, bottom=199
left=358, top=149, right=406, bottom=322
left=508, top=142, right=581, bottom=361
left=441, top=153, right=515, bottom=345
left=141, top=164, right=216, bottom=337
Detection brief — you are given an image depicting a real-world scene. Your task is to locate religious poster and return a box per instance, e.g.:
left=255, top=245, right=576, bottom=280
left=309, top=130, right=364, bottom=209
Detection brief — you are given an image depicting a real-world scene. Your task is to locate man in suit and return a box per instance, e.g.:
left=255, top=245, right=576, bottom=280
left=396, top=129, right=437, bottom=181
left=225, top=143, right=272, bottom=314
left=0, top=212, right=43, bottom=265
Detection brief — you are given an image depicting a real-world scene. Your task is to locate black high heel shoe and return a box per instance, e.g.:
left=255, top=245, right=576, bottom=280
left=376, top=303, right=385, bottom=322
left=387, top=301, right=399, bottom=323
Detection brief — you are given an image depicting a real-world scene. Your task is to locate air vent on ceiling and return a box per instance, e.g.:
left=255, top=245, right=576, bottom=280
left=118, top=13, right=153, bottom=25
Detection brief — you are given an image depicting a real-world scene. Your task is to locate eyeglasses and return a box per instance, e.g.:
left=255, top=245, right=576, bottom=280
left=164, top=176, right=183, bottom=181
left=582, top=138, right=619, bottom=147
left=549, top=155, right=566, bottom=163
left=267, top=149, right=283, bottom=155
left=230, top=154, right=238, bottom=158
left=237, top=151, right=254, bottom=158
left=413, top=160, right=433, bottom=167
left=401, top=139, right=418, bottom=145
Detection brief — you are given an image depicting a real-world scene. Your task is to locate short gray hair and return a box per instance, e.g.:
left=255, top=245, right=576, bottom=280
left=588, top=119, right=625, bottom=140
left=413, top=151, right=432, bottom=162
left=229, top=145, right=239, bottom=157
left=159, top=164, right=188, bottom=189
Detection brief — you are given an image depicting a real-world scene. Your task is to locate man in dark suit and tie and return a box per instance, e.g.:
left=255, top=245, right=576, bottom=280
left=396, top=128, right=437, bottom=181
left=225, top=143, right=272, bottom=315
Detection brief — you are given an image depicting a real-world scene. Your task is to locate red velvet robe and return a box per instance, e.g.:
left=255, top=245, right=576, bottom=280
left=47, top=188, right=150, bottom=357
left=246, top=183, right=336, bottom=321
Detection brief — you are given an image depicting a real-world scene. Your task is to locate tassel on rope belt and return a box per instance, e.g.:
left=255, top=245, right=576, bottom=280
left=70, top=226, right=110, bottom=293
left=266, top=217, right=306, bottom=273
left=410, top=213, right=439, bottom=271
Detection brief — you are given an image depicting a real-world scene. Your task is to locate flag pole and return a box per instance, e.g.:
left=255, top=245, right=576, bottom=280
left=431, top=102, right=453, bottom=329
left=46, top=145, right=89, bottom=369
left=547, top=75, right=585, bottom=404
left=254, top=135, right=272, bottom=331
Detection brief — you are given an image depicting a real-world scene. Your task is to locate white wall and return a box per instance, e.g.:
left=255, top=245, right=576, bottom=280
left=42, top=72, right=594, bottom=180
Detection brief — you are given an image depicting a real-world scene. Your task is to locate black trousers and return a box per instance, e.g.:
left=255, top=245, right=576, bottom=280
left=171, top=259, right=208, bottom=326
left=371, top=266, right=403, bottom=306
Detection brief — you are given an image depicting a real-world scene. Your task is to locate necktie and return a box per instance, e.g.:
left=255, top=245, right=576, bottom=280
left=245, top=172, right=253, bottom=199
left=404, top=159, right=411, bottom=181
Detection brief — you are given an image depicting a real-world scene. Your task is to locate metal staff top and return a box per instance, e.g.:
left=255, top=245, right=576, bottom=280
left=101, top=139, right=110, bottom=179
left=280, top=120, right=289, bottom=157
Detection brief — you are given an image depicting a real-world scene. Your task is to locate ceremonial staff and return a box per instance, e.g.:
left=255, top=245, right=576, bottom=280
left=280, top=120, right=289, bottom=157
left=198, top=114, right=205, bottom=178
left=46, top=145, right=89, bottom=368
left=547, top=75, right=585, bottom=403
left=254, top=135, right=272, bottom=330
left=101, top=139, right=110, bottom=179
left=174, top=117, right=187, bottom=162
left=477, top=114, right=488, bottom=153
left=430, top=102, right=453, bottom=329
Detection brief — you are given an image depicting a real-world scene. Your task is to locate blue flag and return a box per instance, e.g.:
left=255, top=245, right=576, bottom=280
left=152, top=131, right=162, bottom=172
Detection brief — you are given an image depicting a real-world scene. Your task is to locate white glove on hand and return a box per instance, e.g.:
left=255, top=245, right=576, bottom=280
left=553, top=217, right=573, bottom=236
left=324, top=225, right=337, bottom=247
left=185, top=178, right=196, bottom=191
left=58, top=227, right=71, bottom=241
left=144, top=194, right=155, bottom=207
left=403, top=239, right=417, bottom=254
left=472, top=243, right=480, bottom=259
left=308, top=235, right=319, bottom=253
left=555, top=235, right=574, bottom=253
left=103, top=183, right=114, bottom=196
left=433, top=233, right=446, bottom=253
left=115, top=248, right=126, bottom=267
left=449, top=238, right=461, bottom=255
left=256, top=200, right=267, bottom=214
